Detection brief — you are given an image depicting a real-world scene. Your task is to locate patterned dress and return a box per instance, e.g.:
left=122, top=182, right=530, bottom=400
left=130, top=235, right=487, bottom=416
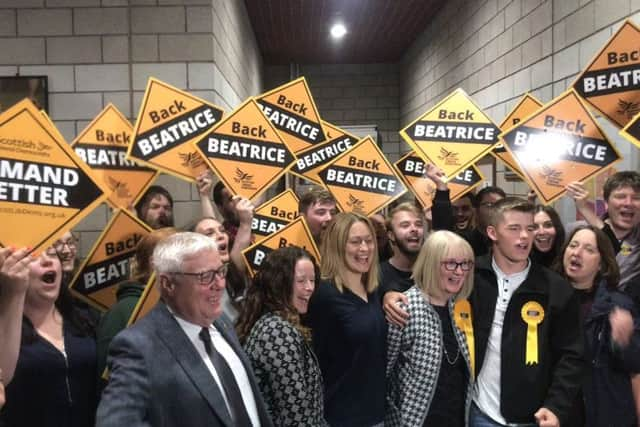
left=244, top=312, right=329, bottom=427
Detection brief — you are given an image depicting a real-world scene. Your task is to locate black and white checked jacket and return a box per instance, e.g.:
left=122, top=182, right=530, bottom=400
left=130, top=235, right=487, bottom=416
left=385, top=286, right=474, bottom=426
left=244, top=312, right=329, bottom=427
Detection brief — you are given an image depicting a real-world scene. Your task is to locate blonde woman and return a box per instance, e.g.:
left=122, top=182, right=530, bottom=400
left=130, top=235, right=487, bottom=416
left=386, top=230, right=475, bottom=427
left=307, top=212, right=386, bottom=427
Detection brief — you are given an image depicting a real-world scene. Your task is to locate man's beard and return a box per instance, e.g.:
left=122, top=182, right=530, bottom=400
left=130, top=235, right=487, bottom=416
left=393, top=235, right=422, bottom=258
left=151, top=214, right=174, bottom=229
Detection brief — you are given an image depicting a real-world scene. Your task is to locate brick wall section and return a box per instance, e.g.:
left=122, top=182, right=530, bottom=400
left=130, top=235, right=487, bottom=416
left=400, top=0, right=640, bottom=199
left=0, top=0, right=263, bottom=256
left=264, top=63, right=402, bottom=162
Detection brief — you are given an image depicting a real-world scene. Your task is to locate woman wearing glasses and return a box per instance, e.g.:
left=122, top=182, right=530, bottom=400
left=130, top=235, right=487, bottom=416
left=0, top=246, right=97, bottom=427
left=237, top=246, right=327, bottom=426
left=53, top=230, right=79, bottom=281
left=386, top=230, right=475, bottom=427
left=307, top=212, right=387, bottom=427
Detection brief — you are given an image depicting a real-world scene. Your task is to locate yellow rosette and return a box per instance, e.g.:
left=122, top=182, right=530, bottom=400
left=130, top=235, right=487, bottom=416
left=454, top=299, right=475, bottom=377
left=521, top=301, right=545, bottom=365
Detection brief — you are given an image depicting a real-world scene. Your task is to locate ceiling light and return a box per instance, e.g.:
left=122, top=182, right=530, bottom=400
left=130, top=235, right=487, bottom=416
left=330, top=23, right=347, bottom=39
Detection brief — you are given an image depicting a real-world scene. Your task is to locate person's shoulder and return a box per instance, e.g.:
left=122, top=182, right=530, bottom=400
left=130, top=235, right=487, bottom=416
left=252, top=312, right=293, bottom=333
left=531, top=263, right=575, bottom=299
left=111, top=304, right=166, bottom=344
left=315, top=279, right=341, bottom=299
left=246, top=313, right=302, bottom=350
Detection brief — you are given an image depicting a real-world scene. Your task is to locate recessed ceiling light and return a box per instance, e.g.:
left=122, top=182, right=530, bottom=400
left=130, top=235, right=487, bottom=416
left=330, top=22, right=347, bottom=39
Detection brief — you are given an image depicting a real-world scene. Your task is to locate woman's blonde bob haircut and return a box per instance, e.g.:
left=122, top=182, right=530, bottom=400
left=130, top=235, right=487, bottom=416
left=412, top=230, right=474, bottom=301
left=320, top=212, right=379, bottom=293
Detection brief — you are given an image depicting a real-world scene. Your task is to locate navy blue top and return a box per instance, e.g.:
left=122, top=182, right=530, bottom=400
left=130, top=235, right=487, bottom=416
left=0, top=319, right=97, bottom=427
left=307, top=279, right=387, bottom=427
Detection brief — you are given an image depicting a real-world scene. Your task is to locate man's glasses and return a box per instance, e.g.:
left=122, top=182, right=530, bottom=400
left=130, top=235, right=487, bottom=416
left=441, top=260, right=474, bottom=271
left=170, top=264, right=228, bottom=285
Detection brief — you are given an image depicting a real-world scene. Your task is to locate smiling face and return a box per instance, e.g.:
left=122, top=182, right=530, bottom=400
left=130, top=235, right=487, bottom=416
left=533, top=211, right=557, bottom=253
left=388, top=210, right=424, bottom=256
left=164, top=248, right=225, bottom=327
left=291, top=258, right=315, bottom=314
left=54, top=231, right=77, bottom=273
left=563, top=229, right=601, bottom=288
left=488, top=210, right=534, bottom=270
left=437, top=251, right=472, bottom=302
left=27, top=247, right=62, bottom=305
left=304, top=200, right=337, bottom=240
left=606, top=185, right=640, bottom=234
left=452, top=197, right=474, bottom=231
left=194, top=218, right=230, bottom=263
left=344, top=221, right=375, bottom=275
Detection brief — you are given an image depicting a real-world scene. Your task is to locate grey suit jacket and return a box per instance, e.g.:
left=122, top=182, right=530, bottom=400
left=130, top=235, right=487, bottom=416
left=96, top=302, right=274, bottom=427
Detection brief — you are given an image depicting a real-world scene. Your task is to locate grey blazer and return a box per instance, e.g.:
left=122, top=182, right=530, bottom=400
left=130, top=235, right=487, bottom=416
left=96, top=302, right=274, bottom=427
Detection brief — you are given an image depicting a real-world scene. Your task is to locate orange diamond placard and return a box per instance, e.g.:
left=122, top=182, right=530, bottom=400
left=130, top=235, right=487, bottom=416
left=393, top=151, right=437, bottom=209
left=501, top=90, right=622, bottom=204
left=128, top=78, right=224, bottom=182
left=492, top=94, right=543, bottom=180
left=400, top=88, right=500, bottom=178
left=318, top=136, right=406, bottom=216
left=619, top=106, right=640, bottom=149
left=0, top=99, right=108, bottom=253
left=243, top=217, right=320, bottom=276
left=128, top=273, right=158, bottom=326
left=573, top=20, right=640, bottom=128
left=290, top=120, right=358, bottom=185
left=69, top=209, right=151, bottom=311
left=251, top=189, right=300, bottom=240
left=194, top=98, right=296, bottom=201
left=73, top=104, right=158, bottom=209
left=394, top=151, right=483, bottom=209
left=256, top=77, right=326, bottom=154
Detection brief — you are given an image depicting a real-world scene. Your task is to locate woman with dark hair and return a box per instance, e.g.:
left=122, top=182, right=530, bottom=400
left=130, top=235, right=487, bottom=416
left=555, top=225, right=640, bottom=427
left=236, top=246, right=327, bottom=426
left=531, top=204, right=565, bottom=267
left=307, top=212, right=387, bottom=427
left=0, top=246, right=97, bottom=427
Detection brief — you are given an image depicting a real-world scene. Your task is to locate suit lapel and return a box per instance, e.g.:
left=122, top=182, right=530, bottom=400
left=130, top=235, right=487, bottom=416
left=152, top=304, right=234, bottom=427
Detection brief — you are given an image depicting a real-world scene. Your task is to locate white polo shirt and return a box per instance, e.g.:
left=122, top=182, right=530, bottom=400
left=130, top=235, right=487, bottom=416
left=473, top=257, right=531, bottom=424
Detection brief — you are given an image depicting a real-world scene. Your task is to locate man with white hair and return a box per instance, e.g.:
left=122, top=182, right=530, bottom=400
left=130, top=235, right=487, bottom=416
left=97, top=232, right=273, bottom=427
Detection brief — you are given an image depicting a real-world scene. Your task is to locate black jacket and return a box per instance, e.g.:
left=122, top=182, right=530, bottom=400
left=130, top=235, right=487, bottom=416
left=431, top=189, right=491, bottom=257
left=578, top=281, right=640, bottom=427
left=470, top=255, right=585, bottom=424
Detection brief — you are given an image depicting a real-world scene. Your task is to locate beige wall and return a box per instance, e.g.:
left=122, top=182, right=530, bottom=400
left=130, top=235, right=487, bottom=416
left=399, top=0, right=640, bottom=200
left=265, top=63, right=402, bottom=162
left=0, top=0, right=264, bottom=256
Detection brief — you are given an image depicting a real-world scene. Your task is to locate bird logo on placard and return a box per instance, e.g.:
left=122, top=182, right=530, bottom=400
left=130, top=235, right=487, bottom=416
left=617, top=99, right=640, bottom=119
left=347, top=194, right=365, bottom=213
left=107, top=176, right=132, bottom=198
left=233, top=168, right=256, bottom=190
left=437, top=147, right=460, bottom=165
left=234, top=168, right=253, bottom=183
left=539, top=166, right=563, bottom=187
left=178, top=151, right=205, bottom=169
